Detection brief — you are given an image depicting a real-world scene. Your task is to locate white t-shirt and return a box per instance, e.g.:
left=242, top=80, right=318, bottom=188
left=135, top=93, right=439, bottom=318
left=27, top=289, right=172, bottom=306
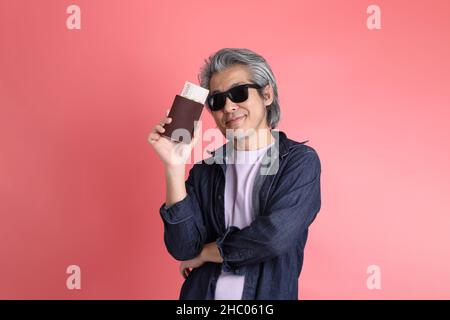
left=214, top=142, right=274, bottom=300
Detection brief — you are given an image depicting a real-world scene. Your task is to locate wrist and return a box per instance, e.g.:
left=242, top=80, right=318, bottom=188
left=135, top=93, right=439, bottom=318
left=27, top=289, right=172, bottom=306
left=201, top=242, right=223, bottom=263
left=200, top=245, right=209, bottom=263
left=164, top=163, right=185, bottom=173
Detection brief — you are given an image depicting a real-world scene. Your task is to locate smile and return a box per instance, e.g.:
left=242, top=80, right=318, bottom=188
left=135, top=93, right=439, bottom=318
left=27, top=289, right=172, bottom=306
left=226, top=115, right=246, bottom=126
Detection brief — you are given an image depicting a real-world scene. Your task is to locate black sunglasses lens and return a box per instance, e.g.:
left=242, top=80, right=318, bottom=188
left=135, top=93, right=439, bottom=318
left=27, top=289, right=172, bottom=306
left=208, top=93, right=226, bottom=111
left=229, top=85, right=249, bottom=103
left=208, top=84, right=251, bottom=111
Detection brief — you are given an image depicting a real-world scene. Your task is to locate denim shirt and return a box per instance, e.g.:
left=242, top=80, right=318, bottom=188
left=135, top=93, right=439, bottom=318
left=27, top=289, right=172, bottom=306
left=159, top=130, right=322, bottom=300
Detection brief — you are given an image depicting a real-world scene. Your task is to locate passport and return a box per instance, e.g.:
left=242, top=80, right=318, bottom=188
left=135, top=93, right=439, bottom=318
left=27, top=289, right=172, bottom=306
left=162, top=81, right=209, bottom=143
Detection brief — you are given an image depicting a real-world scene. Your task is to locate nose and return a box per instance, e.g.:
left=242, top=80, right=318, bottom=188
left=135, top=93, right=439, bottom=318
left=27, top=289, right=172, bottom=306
left=223, top=96, right=237, bottom=113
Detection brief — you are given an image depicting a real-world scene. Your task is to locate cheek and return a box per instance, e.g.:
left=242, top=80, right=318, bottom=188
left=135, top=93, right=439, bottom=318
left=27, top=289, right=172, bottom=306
left=246, top=94, right=265, bottom=114
left=243, top=100, right=265, bottom=120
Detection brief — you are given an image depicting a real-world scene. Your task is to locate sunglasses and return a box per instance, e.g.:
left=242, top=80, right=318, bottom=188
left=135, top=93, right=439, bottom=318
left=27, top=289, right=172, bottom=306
left=207, top=83, right=263, bottom=111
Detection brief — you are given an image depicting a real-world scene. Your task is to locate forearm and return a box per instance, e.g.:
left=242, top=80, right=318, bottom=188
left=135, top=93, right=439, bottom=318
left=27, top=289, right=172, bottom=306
left=165, top=164, right=186, bottom=206
left=160, top=165, right=208, bottom=261
left=217, top=173, right=321, bottom=270
left=200, top=242, right=223, bottom=263
left=160, top=192, right=207, bottom=261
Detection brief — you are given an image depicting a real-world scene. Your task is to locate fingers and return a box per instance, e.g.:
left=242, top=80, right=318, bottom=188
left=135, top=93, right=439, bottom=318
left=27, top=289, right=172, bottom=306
left=155, top=124, right=165, bottom=134
left=153, top=118, right=172, bottom=136
left=148, top=132, right=160, bottom=144
left=160, top=110, right=172, bottom=127
left=153, top=117, right=172, bottom=137
left=148, top=111, right=173, bottom=145
left=180, top=263, right=186, bottom=279
left=179, top=264, right=192, bottom=279
left=159, top=117, right=172, bottom=127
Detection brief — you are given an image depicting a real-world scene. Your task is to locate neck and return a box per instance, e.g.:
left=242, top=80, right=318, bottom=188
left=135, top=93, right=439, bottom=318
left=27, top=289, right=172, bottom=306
left=232, top=128, right=274, bottom=151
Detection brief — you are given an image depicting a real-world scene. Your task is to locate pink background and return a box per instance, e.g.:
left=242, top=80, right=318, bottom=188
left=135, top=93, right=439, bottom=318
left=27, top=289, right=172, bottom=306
left=1, top=0, right=449, bottom=299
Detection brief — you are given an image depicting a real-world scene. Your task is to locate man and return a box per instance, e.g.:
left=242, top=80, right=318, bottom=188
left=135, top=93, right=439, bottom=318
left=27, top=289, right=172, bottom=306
left=148, top=48, right=321, bottom=299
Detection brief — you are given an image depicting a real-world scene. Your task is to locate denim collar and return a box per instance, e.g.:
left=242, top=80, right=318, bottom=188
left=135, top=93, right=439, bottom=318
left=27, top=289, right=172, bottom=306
left=206, top=130, right=301, bottom=175
left=209, top=130, right=289, bottom=159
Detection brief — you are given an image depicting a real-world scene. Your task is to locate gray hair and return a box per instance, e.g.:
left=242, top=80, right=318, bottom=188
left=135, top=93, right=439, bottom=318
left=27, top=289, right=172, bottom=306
left=197, top=48, right=281, bottom=129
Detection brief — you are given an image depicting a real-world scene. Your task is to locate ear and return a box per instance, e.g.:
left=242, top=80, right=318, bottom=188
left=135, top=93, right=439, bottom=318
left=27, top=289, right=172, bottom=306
left=263, top=84, right=274, bottom=107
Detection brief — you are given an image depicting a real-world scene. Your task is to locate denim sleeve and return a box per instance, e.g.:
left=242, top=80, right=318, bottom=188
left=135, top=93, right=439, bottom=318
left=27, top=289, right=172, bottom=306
left=216, top=150, right=321, bottom=273
left=159, top=164, right=207, bottom=261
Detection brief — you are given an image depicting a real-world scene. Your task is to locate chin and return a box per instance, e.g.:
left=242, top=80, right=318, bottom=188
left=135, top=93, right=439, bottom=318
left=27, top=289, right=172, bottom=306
left=225, top=127, right=254, bottom=140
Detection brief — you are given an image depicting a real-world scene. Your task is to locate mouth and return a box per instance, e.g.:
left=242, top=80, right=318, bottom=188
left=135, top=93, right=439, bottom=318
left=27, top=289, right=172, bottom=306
left=225, top=115, right=246, bottom=127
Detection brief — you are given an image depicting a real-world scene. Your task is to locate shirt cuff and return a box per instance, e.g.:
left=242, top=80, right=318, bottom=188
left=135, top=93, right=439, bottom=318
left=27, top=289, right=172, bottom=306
left=216, top=226, right=248, bottom=276
left=159, top=194, right=193, bottom=224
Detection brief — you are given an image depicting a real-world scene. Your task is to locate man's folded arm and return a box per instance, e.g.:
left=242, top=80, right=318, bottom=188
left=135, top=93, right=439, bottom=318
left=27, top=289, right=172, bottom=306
left=216, top=150, right=321, bottom=273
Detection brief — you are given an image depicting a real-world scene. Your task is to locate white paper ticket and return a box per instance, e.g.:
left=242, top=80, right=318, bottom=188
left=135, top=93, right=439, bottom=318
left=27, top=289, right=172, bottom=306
left=180, top=81, right=209, bottom=105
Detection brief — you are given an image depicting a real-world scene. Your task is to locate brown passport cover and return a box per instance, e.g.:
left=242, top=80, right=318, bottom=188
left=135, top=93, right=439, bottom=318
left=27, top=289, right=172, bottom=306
left=162, top=94, right=204, bottom=143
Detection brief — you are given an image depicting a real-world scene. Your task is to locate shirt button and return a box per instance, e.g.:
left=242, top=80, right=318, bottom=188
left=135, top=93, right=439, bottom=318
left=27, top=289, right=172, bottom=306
left=218, top=195, right=222, bottom=200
